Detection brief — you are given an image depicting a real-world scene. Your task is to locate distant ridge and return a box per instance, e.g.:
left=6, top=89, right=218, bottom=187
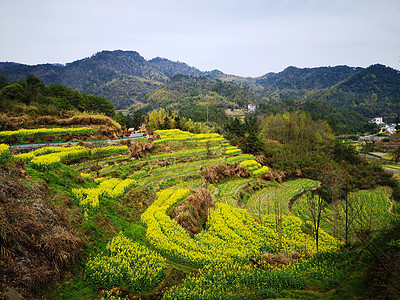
left=1, top=50, right=399, bottom=116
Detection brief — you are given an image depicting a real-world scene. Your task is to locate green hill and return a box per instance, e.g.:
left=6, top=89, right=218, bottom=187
left=2, top=50, right=400, bottom=126
left=255, top=65, right=362, bottom=90
left=0, top=50, right=203, bottom=109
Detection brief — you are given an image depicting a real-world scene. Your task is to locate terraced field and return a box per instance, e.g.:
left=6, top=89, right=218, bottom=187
left=4, top=128, right=396, bottom=299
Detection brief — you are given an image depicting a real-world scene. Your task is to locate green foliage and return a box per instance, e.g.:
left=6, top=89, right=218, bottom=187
left=20, top=124, right=399, bottom=300
left=0, top=76, right=115, bottom=117
left=1, top=82, right=27, bottom=103
left=114, top=111, right=126, bottom=128
left=147, top=109, right=217, bottom=133
left=125, top=109, right=145, bottom=130
left=255, top=65, right=361, bottom=90
left=178, top=104, right=229, bottom=125
left=145, top=75, right=257, bottom=112
left=224, top=116, right=262, bottom=155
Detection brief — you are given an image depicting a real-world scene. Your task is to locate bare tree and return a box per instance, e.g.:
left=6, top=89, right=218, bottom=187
left=305, top=190, right=324, bottom=251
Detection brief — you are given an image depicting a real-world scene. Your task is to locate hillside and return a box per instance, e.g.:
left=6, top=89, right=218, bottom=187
left=2, top=50, right=400, bottom=120
left=329, top=64, right=400, bottom=116
left=255, top=65, right=362, bottom=90
left=0, top=50, right=203, bottom=110
left=144, top=74, right=258, bottom=112
left=0, top=126, right=399, bottom=299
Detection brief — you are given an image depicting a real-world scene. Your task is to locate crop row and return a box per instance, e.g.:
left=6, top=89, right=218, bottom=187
left=247, top=179, right=319, bottom=217
left=215, top=177, right=255, bottom=206
left=141, top=186, right=340, bottom=268
left=0, top=126, right=94, bottom=140
left=85, top=232, right=166, bottom=293
left=14, top=145, right=128, bottom=171
left=226, top=154, right=257, bottom=163
left=239, top=159, right=270, bottom=176
left=154, top=129, right=223, bottom=144
left=141, top=188, right=215, bottom=266
left=163, top=261, right=306, bottom=299
left=142, top=189, right=260, bottom=266
left=148, top=145, right=223, bottom=161
left=72, top=177, right=136, bottom=216
left=224, top=146, right=242, bottom=156
left=163, top=248, right=355, bottom=299
left=292, top=186, right=395, bottom=243
left=131, top=157, right=224, bottom=186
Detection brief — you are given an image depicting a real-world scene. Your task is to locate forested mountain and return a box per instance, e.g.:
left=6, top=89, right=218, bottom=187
left=1, top=50, right=400, bottom=121
left=143, top=74, right=257, bottom=112
left=0, top=50, right=203, bottom=109
left=255, top=65, right=362, bottom=90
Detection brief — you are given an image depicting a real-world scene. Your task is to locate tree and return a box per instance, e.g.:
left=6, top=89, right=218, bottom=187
left=174, top=115, right=181, bottom=129
left=164, top=116, right=170, bottom=129
left=126, top=109, right=145, bottom=130
left=0, top=75, right=8, bottom=89
left=391, top=145, right=400, bottom=163
left=0, top=83, right=27, bottom=103
left=26, top=74, right=44, bottom=97
left=115, top=112, right=127, bottom=129
left=244, top=116, right=261, bottom=154
left=305, top=190, right=324, bottom=251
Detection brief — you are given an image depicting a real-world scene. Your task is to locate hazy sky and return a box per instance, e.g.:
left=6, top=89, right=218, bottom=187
left=1, top=0, right=399, bottom=77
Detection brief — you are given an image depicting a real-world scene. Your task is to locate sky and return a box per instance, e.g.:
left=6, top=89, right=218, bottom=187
left=0, top=0, right=399, bottom=77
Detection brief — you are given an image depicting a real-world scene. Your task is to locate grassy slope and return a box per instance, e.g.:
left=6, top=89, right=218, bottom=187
left=5, top=137, right=399, bottom=299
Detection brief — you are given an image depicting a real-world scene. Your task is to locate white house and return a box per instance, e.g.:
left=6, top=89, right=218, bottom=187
left=383, top=123, right=399, bottom=135
left=248, top=104, right=256, bottom=112
left=370, top=117, right=383, bottom=125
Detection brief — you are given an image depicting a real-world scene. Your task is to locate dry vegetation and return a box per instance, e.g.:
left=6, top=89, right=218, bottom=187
left=0, top=111, right=121, bottom=134
left=200, top=162, right=250, bottom=184
left=170, top=187, right=215, bottom=234
left=129, top=140, right=154, bottom=159
left=0, top=162, right=84, bottom=299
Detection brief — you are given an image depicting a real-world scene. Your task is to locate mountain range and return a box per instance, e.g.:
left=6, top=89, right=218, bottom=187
left=1, top=50, right=400, bottom=117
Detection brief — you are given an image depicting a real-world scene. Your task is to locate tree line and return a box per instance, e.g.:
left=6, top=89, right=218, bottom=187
left=0, top=75, right=115, bottom=118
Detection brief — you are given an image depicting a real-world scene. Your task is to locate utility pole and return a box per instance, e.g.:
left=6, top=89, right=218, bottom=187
left=206, top=93, right=209, bottom=122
